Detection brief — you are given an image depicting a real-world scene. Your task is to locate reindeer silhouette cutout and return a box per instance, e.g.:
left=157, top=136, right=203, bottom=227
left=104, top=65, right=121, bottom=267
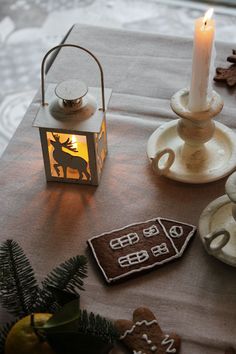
left=50, top=133, right=91, bottom=181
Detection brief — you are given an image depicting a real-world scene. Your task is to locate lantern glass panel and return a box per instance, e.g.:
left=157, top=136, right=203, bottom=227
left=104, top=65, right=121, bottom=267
left=96, top=119, right=107, bottom=175
left=46, top=131, right=91, bottom=181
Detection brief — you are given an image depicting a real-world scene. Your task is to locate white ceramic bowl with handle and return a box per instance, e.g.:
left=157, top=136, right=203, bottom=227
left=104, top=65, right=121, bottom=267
left=199, top=172, right=236, bottom=267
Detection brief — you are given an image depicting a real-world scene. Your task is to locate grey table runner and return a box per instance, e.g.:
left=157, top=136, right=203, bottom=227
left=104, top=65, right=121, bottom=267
left=0, top=25, right=235, bottom=354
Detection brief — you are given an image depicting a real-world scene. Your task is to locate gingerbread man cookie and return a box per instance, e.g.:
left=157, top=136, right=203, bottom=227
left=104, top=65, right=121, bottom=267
left=227, top=49, right=236, bottom=64
left=214, top=66, right=236, bottom=87
left=115, top=307, right=181, bottom=354
left=214, top=49, right=236, bottom=87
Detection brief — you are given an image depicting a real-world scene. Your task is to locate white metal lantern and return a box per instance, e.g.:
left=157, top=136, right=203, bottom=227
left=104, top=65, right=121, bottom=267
left=33, top=44, right=112, bottom=185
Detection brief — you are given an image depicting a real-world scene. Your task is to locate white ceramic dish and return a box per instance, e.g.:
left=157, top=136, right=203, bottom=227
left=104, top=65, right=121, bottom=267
left=199, top=194, right=236, bottom=267
left=147, top=120, right=236, bottom=184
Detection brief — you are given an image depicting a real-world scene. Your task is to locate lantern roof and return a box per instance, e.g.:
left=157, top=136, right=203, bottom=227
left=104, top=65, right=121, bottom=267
left=33, top=85, right=112, bottom=133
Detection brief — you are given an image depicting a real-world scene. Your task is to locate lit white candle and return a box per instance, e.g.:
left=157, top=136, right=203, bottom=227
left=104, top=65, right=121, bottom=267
left=188, top=8, right=215, bottom=112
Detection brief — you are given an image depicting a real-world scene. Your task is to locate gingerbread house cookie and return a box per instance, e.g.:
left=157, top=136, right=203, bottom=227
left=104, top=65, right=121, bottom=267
left=88, top=217, right=196, bottom=283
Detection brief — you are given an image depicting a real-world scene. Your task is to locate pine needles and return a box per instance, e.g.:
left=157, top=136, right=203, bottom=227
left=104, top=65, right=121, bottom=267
left=39, top=255, right=88, bottom=312
left=42, top=255, right=87, bottom=293
left=44, top=308, right=118, bottom=354
left=0, top=240, right=38, bottom=317
left=0, top=240, right=118, bottom=354
left=0, top=240, right=88, bottom=315
left=78, top=310, right=118, bottom=343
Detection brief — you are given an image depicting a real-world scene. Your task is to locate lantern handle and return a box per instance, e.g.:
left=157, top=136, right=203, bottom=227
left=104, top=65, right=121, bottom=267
left=41, top=44, right=106, bottom=112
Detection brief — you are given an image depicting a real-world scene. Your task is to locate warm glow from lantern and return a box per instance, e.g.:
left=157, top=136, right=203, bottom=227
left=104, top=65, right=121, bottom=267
left=203, top=8, right=214, bottom=26
left=71, top=135, right=77, bottom=148
left=47, top=132, right=90, bottom=180
left=96, top=120, right=107, bottom=174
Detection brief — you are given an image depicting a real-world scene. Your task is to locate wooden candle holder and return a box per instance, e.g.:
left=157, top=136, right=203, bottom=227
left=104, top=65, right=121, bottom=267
left=147, top=88, right=236, bottom=184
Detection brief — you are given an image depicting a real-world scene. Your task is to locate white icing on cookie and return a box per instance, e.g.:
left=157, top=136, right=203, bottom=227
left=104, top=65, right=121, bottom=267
left=141, top=333, right=157, bottom=352
left=161, top=334, right=177, bottom=353
left=110, top=233, right=139, bottom=250
left=143, top=225, right=160, bottom=237
left=133, top=351, right=145, bottom=354
left=120, top=319, right=158, bottom=339
left=169, top=226, right=183, bottom=238
left=118, top=250, right=149, bottom=268
left=142, top=333, right=152, bottom=344
left=151, top=242, right=169, bottom=257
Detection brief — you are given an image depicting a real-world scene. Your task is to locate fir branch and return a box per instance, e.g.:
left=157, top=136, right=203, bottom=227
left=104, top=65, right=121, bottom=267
left=43, top=255, right=88, bottom=292
left=38, top=256, right=88, bottom=312
left=45, top=308, right=118, bottom=354
left=0, top=240, right=38, bottom=317
left=0, top=320, right=17, bottom=354
left=78, top=310, right=118, bottom=343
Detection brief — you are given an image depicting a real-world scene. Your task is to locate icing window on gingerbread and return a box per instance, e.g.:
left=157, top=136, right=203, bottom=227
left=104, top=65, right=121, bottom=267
left=110, top=233, right=139, bottom=250
left=118, top=250, right=149, bottom=268
left=151, top=243, right=169, bottom=257
left=169, top=225, right=183, bottom=238
left=143, top=224, right=160, bottom=238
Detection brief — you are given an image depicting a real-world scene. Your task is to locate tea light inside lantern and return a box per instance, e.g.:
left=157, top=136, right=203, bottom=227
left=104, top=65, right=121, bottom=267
left=71, top=135, right=78, bottom=149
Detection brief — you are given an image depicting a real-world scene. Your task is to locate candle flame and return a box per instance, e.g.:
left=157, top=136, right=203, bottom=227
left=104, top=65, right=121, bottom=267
left=203, top=8, right=214, bottom=25
left=71, top=135, right=77, bottom=148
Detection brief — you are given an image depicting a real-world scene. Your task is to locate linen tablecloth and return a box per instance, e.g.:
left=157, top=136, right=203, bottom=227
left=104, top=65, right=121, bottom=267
left=0, top=25, right=235, bottom=354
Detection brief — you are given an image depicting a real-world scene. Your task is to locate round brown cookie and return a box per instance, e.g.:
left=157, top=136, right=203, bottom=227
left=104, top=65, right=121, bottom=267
left=115, top=307, right=181, bottom=354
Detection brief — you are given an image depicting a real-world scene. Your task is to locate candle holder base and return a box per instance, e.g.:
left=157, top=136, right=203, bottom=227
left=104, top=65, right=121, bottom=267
left=199, top=172, right=236, bottom=267
left=147, top=88, right=236, bottom=184
left=147, top=119, right=236, bottom=184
